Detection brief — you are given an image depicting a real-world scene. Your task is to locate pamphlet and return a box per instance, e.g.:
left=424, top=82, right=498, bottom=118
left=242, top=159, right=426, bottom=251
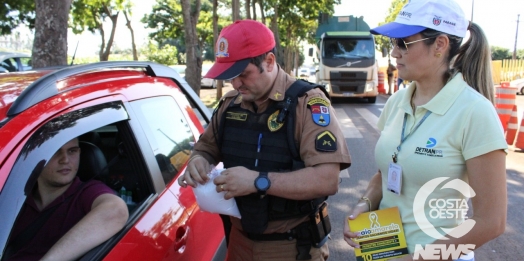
left=348, top=207, right=409, bottom=261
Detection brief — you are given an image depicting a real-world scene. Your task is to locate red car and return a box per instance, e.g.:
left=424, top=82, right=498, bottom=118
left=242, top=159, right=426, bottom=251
left=0, top=61, right=226, bottom=260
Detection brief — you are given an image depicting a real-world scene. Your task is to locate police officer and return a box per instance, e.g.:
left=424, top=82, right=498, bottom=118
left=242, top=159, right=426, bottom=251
left=178, top=19, right=351, bottom=261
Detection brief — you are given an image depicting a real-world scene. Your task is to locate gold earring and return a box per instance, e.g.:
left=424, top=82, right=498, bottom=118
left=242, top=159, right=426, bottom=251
left=436, top=53, right=442, bottom=58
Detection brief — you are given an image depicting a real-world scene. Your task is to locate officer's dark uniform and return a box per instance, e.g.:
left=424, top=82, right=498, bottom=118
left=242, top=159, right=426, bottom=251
left=193, top=67, right=351, bottom=261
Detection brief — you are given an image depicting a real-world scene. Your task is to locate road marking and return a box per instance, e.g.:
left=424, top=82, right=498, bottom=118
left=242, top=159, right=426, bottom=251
left=339, top=168, right=350, bottom=178
left=335, top=108, right=363, bottom=138
left=356, top=108, right=379, bottom=132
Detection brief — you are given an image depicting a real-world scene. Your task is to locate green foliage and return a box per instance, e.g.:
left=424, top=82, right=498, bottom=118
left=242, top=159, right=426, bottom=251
left=491, top=46, right=512, bottom=60
left=143, top=42, right=178, bottom=65
left=142, top=0, right=229, bottom=62
left=0, top=0, right=35, bottom=35
left=70, top=0, right=125, bottom=34
left=375, top=0, right=408, bottom=58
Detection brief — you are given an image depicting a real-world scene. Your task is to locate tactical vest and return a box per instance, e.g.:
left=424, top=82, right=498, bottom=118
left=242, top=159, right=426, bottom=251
left=217, top=80, right=330, bottom=234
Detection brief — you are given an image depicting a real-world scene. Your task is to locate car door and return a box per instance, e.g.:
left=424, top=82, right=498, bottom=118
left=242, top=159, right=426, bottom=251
left=103, top=95, right=225, bottom=261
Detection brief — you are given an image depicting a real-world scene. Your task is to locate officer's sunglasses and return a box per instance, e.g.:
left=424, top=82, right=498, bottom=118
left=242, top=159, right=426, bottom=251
left=389, top=37, right=436, bottom=53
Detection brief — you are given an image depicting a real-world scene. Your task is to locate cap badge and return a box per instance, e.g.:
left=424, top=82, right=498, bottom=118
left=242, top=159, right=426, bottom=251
left=267, top=110, right=284, bottom=132
left=216, top=37, right=229, bottom=57
left=433, top=16, right=442, bottom=26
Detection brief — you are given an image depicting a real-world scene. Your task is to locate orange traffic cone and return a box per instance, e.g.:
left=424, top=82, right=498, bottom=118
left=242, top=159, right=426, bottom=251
left=513, top=111, right=524, bottom=152
left=505, top=105, right=518, bottom=145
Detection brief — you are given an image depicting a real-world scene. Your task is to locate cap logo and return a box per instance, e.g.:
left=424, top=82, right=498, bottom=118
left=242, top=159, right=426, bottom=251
left=433, top=16, right=442, bottom=26
left=398, top=11, right=412, bottom=19
left=216, top=37, right=229, bottom=58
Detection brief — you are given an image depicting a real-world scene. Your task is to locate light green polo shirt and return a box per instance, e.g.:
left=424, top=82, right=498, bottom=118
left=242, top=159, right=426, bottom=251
left=375, top=73, right=507, bottom=253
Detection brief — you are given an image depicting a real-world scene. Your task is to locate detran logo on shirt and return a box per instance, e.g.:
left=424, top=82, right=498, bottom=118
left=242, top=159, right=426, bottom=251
left=412, top=177, right=476, bottom=260
left=414, top=137, right=442, bottom=157
left=426, top=137, right=437, bottom=148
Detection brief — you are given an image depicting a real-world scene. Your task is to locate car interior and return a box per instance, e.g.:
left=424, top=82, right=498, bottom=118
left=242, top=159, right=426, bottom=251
left=78, top=123, right=157, bottom=215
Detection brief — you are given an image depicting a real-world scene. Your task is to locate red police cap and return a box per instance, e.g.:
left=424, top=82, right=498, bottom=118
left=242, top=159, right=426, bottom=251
left=204, top=20, right=276, bottom=80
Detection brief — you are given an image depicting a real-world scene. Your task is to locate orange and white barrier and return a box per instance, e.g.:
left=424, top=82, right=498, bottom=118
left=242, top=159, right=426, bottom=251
left=505, top=105, right=518, bottom=145
left=495, top=86, right=518, bottom=132
left=378, top=71, right=385, bottom=94
left=513, top=111, right=524, bottom=151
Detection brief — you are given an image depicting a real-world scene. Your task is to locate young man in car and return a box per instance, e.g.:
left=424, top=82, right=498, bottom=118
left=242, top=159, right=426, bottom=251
left=178, top=20, right=351, bottom=260
left=5, top=138, right=128, bottom=261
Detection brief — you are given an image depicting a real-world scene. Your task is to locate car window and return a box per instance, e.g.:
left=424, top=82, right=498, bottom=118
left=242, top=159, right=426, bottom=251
left=1, top=58, right=19, bottom=72
left=130, top=96, right=195, bottom=186
left=0, top=101, right=133, bottom=256
left=19, top=57, right=32, bottom=71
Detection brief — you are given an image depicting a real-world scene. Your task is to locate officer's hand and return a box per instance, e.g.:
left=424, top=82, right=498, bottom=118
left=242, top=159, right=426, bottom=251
left=178, top=155, right=211, bottom=188
left=213, top=166, right=257, bottom=200
left=343, top=201, right=369, bottom=248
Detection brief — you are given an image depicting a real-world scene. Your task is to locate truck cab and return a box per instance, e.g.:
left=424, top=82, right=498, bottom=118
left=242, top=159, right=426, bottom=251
left=310, top=15, right=379, bottom=103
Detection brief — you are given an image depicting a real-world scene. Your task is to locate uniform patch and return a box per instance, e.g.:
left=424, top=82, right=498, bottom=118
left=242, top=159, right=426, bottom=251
left=216, top=37, right=229, bottom=57
left=308, top=97, right=331, bottom=127
left=316, top=131, right=337, bottom=152
left=226, top=112, right=248, bottom=121
left=268, top=110, right=284, bottom=132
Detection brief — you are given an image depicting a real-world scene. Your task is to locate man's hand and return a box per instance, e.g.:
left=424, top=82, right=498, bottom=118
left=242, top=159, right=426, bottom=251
left=178, top=155, right=212, bottom=188
left=343, top=201, right=370, bottom=248
left=213, top=166, right=258, bottom=200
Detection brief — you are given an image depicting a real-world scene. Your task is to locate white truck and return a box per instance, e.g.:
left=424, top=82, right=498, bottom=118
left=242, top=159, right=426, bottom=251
left=309, top=14, right=381, bottom=103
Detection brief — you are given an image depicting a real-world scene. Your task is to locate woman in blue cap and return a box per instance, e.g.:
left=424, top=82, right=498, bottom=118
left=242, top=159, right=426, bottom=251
left=343, top=0, right=507, bottom=260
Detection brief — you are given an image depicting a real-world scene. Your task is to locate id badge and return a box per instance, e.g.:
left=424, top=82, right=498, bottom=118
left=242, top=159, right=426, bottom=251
left=387, top=162, right=402, bottom=195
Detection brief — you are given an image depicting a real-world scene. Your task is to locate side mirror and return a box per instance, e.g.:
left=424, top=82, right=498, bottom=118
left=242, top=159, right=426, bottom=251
left=308, top=48, right=313, bottom=57
left=382, top=47, right=388, bottom=58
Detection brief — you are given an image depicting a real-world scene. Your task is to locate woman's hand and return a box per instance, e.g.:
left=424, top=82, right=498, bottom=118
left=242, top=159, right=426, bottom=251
left=343, top=201, right=370, bottom=248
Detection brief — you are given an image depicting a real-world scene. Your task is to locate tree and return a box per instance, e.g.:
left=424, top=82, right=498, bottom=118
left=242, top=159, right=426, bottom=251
left=0, top=0, right=34, bottom=35
left=32, top=0, right=73, bottom=68
left=180, top=0, right=203, bottom=94
left=123, top=1, right=138, bottom=61
left=70, top=0, right=125, bottom=61
left=491, top=46, right=511, bottom=60
left=375, top=0, right=408, bottom=60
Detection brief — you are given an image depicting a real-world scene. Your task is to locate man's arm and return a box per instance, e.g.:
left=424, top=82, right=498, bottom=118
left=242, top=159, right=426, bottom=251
left=40, top=193, right=129, bottom=261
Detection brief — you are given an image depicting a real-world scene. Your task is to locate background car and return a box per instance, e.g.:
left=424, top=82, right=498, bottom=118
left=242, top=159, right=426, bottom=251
left=510, top=78, right=524, bottom=95
left=201, top=64, right=217, bottom=89
left=0, top=51, right=32, bottom=73
left=0, top=62, right=226, bottom=260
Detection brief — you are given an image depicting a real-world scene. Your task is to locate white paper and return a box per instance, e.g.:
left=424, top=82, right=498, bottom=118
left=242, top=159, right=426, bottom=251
left=192, top=168, right=241, bottom=218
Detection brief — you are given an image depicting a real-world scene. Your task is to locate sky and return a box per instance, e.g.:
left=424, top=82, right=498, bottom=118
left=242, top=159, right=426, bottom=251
left=66, top=0, right=524, bottom=57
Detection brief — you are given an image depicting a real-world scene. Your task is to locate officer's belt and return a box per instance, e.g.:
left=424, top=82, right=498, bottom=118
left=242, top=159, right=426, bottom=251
left=246, top=221, right=308, bottom=241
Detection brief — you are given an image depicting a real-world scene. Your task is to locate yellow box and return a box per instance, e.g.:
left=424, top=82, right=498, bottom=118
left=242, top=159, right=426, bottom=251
left=348, top=207, right=409, bottom=261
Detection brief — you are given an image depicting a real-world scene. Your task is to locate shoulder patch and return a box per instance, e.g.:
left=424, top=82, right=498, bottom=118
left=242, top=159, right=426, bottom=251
left=308, top=97, right=330, bottom=127
left=316, top=131, right=337, bottom=152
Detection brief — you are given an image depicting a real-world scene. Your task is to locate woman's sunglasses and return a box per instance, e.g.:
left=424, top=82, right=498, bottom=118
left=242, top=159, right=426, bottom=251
left=389, top=37, right=435, bottom=53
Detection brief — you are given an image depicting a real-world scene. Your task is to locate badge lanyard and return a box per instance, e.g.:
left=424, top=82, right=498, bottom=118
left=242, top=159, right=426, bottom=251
left=392, top=111, right=431, bottom=163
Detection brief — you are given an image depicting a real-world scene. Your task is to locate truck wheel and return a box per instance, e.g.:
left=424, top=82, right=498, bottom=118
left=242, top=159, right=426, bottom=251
left=367, top=96, right=377, bottom=103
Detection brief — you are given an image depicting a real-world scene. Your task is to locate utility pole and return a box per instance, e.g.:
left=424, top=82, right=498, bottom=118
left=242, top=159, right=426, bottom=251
left=514, top=14, right=520, bottom=60
left=471, top=0, right=474, bottom=22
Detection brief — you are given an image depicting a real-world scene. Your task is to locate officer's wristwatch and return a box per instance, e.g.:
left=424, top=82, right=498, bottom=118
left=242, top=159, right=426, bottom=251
left=254, top=171, right=271, bottom=197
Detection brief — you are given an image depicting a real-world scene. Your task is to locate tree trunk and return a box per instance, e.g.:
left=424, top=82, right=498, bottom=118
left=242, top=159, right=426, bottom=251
left=270, top=7, right=283, bottom=67
left=180, top=0, right=202, bottom=95
left=245, top=0, right=251, bottom=19
left=252, top=0, right=257, bottom=20
left=232, top=0, right=240, bottom=21
left=123, top=10, right=138, bottom=61
left=32, top=0, right=73, bottom=68
left=259, top=0, right=265, bottom=24
left=213, top=0, right=223, bottom=99
left=101, top=10, right=119, bottom=61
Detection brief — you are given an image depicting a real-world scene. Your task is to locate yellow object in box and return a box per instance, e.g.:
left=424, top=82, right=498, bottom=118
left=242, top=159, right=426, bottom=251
left=348, top=207, right=408, bottom=261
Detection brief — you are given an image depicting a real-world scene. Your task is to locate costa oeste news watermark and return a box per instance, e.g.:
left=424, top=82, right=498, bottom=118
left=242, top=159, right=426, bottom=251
left=413, top=177, right=476, bottom=260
